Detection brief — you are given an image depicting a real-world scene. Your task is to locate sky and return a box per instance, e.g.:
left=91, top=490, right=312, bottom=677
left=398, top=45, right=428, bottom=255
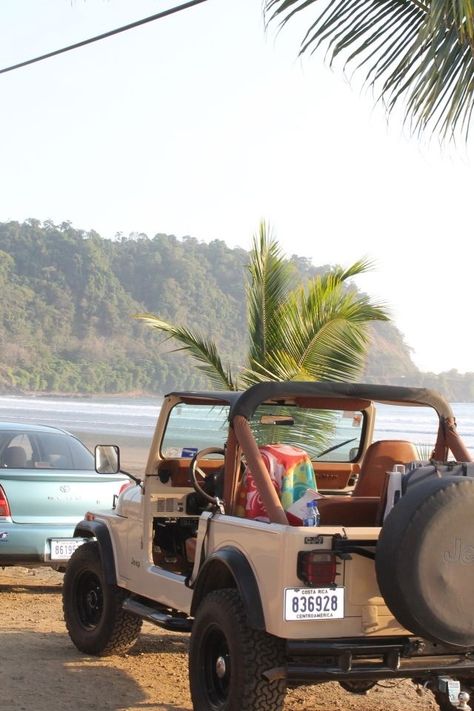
left=1, top=0, right=473, bottom=375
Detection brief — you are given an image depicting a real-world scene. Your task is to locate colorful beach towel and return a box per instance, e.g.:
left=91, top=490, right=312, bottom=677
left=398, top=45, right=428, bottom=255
left=235, top=443, right=317, bottom=523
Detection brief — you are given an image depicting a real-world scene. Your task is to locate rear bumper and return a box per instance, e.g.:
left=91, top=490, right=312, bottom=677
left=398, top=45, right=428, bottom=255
left=0, top=522, right=75, bottom=565
left=270, top=637, right=474, bottom=683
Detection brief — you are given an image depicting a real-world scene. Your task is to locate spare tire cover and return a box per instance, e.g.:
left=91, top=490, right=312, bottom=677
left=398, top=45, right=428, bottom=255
left=376, top=475, right=474, bottom=648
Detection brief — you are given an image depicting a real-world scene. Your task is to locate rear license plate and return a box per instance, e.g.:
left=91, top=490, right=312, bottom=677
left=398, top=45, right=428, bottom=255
left=49, top=538, right=86, bottom=561
left=284, top=587, right=344, bottom=620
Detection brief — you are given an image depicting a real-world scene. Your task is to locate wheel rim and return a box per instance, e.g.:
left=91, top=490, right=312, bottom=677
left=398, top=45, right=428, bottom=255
left=75, top=570, right=104, bottom=629
left=201, top=624, right=231, bottom=706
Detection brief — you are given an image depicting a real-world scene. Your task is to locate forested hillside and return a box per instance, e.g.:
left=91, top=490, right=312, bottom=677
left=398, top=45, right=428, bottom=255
left=1, top=219, right=472, bottom=400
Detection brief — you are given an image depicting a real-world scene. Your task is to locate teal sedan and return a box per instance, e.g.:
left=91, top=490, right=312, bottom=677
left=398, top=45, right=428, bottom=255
left=0, top=422, right=129, bottom=569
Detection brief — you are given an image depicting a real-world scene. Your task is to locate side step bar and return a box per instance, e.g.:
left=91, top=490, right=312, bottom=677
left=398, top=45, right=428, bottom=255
left=123, top=597, right=192, bottom=632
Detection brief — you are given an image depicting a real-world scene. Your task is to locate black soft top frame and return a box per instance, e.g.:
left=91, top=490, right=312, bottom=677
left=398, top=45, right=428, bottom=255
left=166, top=382, right=454, bottom=423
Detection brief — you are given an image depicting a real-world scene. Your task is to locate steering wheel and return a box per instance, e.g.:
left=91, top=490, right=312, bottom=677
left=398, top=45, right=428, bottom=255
left=189, top=447, right=225, bottom=505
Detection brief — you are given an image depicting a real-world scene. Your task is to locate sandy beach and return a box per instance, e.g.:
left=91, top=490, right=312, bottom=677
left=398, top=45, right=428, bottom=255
left=0, top=567, right=441, bottom=711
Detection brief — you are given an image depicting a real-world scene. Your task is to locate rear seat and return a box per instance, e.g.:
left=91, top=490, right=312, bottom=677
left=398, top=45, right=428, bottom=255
left=317, top=440, right=419, bottom=527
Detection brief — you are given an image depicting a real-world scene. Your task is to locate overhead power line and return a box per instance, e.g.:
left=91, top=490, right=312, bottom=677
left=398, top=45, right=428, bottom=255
left=0, top=0, right=208, bottom=76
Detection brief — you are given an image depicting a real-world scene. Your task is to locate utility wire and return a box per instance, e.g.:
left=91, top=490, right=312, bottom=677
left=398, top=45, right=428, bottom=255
left=0, top=0, right=208, bottom=76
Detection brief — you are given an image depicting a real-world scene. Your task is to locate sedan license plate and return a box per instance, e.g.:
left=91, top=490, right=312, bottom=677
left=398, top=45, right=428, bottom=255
left=49, top=538, right=86, bottom=561
left=284, top=587, right=344, bottom=621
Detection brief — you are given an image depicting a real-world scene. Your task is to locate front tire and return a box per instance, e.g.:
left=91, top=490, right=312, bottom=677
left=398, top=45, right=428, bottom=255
left=62, top=540, right=142, bottom=655
left=189, top=588, right=286, bottom=711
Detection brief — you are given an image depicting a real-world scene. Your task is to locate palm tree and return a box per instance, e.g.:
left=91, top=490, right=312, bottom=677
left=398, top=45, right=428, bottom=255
left=136, top=222, right=388, bottom=390
left=265, top=0, right=474, bottom=140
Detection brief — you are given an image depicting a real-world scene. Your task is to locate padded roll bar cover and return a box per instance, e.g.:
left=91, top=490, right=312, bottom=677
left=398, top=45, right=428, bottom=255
left=228, top=382, right=455, bottom=423
left=233, top=415, right=288, bottom=525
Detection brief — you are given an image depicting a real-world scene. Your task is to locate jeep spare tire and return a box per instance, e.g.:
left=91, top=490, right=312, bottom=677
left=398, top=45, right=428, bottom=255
left=376, top=476, right=474, bottom=648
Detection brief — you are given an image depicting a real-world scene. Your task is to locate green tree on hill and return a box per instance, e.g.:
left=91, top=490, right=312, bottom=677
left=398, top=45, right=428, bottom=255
left=265, top=0, right=474, bottom=140
left=137, top=222, right=389, bottom=389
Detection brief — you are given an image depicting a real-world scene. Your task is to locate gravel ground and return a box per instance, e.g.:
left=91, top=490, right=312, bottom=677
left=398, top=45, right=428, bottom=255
left=0, top=566, right=446, bottom=711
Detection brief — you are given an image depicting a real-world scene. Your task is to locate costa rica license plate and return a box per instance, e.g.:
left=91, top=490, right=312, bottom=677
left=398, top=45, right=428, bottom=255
left=49, top=538, right=86, bottom=561
left=284, top=587, right=344, bottom=620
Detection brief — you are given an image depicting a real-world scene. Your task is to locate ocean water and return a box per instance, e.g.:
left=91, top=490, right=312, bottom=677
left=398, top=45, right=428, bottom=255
left=0, top=395, right=160, bottom=440
left=0, top=395, right=473, bottom=455
left=373, top=402, right=474, bottom=454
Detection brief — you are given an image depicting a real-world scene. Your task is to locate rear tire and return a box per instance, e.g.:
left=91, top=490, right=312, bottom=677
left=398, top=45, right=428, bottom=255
left=189, top=588, right=286, bottom=711
left=62, top=540, right=142, bottom=655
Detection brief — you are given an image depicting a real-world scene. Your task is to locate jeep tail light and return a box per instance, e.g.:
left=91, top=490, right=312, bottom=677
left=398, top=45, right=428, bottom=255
left=0, top=486, right=11, bottom=517
left=297, top=551, right=338, bottom=587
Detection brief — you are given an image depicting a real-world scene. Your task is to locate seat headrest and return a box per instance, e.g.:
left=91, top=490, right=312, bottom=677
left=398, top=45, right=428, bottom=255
left=3, top=446, right=27, bottom=468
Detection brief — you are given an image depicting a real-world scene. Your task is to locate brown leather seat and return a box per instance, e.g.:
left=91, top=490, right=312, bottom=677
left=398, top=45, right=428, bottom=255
left=317, top=440, right=419, bottom=526
left=353, top=440, right=419, bottom=497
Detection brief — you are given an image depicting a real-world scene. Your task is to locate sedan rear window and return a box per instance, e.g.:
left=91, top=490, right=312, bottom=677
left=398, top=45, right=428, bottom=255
left=0, top=431, right=94, bottom=470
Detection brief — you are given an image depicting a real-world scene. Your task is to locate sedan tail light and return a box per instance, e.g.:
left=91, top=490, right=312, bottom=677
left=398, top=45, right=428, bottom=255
left=118, top=482, right=132, bottom=496
left=297, top=551, right=338, bottom=587
left=112, top=481, right=133, bottom=509
left=0, top=486, right=11, bottom=517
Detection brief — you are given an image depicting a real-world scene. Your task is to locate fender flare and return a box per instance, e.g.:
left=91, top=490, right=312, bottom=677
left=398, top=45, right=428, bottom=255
left=190, top=546, right=265, bottom=629
left=74, top=519, right=117, bottom=586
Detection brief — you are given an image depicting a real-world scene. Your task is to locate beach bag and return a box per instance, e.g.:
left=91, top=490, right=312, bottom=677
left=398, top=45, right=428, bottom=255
left=235, top=443, right=317, bottom=523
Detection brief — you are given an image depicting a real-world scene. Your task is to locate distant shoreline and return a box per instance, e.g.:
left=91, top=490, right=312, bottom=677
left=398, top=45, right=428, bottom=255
left=0, top=389, right=162, bottom=400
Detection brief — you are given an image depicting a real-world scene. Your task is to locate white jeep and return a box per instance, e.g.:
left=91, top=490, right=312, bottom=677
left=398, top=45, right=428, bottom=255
left=62, top=382, right=474, bottom=711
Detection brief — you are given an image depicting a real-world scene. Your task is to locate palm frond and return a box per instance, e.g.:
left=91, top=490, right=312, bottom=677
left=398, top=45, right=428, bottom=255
left=265, top=0, right=474, bottom=139
left=136, top=233, right=389, bottom=393
left=135, top=313, right=237, bottom=390
left=246, top=221, right=294, bottom=366
left=245, top=259, right=388, bottom=385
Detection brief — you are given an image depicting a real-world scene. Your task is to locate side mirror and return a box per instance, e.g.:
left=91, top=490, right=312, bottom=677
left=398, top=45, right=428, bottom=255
left=95, top=444, right=120, bottom=474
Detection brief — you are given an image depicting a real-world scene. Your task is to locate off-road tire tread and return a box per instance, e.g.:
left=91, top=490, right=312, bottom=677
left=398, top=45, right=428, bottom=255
left=63, top=540, right=142, bottom=656
left=189, top=588, right=285, bottom=711
left=96, top=583, right=142, bottom=656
